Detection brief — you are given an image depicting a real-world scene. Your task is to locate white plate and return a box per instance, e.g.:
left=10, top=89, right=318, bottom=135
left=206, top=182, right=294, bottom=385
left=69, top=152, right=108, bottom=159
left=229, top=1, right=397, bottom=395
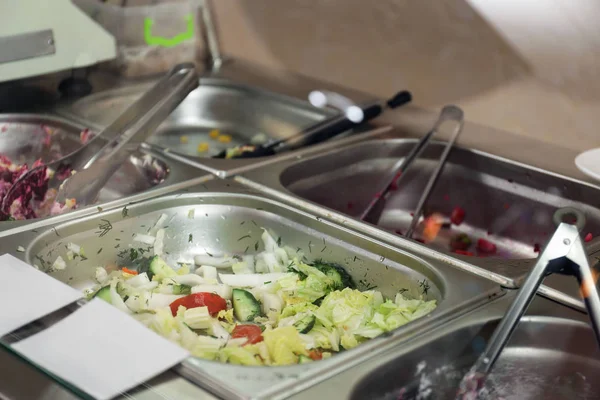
left=575, top=148, right=600, bottom=181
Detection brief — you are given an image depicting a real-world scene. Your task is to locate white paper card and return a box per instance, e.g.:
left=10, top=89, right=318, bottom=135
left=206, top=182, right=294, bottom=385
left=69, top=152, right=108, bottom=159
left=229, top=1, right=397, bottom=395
left=12, top=298, right=189, bottom=400
left=0, top=253, right=83, bottom=337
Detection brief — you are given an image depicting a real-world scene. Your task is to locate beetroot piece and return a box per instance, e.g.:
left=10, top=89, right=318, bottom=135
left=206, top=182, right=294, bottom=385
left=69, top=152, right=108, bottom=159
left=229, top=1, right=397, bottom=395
left=585, top=233, right=594, bottom=243
left=450, top=206, right=466, bottom=225
left=477, top=238, right=497, bottom=254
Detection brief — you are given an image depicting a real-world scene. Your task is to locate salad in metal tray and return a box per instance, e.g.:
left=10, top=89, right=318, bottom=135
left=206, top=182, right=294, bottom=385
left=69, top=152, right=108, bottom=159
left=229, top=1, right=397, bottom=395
left=85, top=227, right=437, bottom=366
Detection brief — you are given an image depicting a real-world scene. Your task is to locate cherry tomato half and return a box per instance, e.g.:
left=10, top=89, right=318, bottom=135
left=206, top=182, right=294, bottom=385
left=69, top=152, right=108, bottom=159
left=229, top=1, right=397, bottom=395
left=450, top=206, right=466, bottom=225
left=169, top=292, right=227, bottom=317
left=231, top=324, right=264, bottom=345
left=308, top=349, right=323, bottom=361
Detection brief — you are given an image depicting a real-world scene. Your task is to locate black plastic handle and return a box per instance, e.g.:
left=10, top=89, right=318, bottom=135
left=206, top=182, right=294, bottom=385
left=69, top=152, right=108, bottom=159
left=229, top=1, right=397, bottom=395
left=215, top=89, right=413, bottom=159
left=387, top=90, right=412, bottom=109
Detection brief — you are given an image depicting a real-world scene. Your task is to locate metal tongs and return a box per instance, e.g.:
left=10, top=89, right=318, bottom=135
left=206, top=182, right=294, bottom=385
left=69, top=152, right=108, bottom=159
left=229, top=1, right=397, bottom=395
left=1, top=63, right=198, bottom=214
left=456, top=209, right=600, bottom=399
left=360, top=105, right=465, bottom=237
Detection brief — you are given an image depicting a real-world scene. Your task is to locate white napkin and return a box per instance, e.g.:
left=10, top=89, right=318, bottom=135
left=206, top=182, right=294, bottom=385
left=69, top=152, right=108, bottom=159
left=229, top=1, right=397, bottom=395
left=0, top=254, right=82, bottom=337
left=12, top=299, right=189, bottom=400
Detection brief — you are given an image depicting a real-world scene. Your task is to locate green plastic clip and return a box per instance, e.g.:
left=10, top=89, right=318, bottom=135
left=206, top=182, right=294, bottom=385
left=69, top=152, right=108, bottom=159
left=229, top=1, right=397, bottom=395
left=144, top=14, right=194, bottom=48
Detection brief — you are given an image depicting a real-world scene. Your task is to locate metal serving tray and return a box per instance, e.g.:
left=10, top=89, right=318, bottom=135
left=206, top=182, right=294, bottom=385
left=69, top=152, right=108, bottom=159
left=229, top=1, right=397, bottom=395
left=0, top=179, right=501, bottom=400
left=56, top=82, right=376, bottom=178
left=236, top=134, right=600, bottom=284
left=287, top=292, right=600, bottom=400
left=0, top=114, right=213, bottom=233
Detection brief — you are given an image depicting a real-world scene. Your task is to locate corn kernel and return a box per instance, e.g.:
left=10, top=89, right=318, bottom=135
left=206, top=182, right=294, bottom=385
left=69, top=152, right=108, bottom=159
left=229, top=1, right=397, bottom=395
left=197, top=142, right=209, bottom=153
left=218, top=134, right=232, bottom=143
left=209, top=129, right=220, bottom=139
left=179, top=135, right=189, bottom=144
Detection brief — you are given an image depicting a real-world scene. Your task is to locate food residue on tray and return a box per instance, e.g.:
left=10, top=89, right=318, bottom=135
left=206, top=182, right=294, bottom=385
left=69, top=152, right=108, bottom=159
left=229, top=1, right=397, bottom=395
left=197, top=142, right=209, bottom=153
left=79, top=226, right=437, bottom=366
left=217, top=134, right=232, bottom=143
left=0, top=155, right=77, bottom=221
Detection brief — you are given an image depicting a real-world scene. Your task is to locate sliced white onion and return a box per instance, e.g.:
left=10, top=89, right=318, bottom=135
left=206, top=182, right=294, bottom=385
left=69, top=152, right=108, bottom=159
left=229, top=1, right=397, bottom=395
left=154, top=229, right=165, bottom=256
left=126, top=272, right=150, bottom=287
left=170, top=274, right=205, bottom=286
left=218, top=272, right=291, bottom=287
left=209, top=320, right=230, bottom=341
left=133, top=233, right=156, bottom=245
left=261, top=229, right=278, bottom=253
left=193, top=254, right=236, bottom=268
left=226, top=338, right=248, bottom=347
left=149, top=213, right=168, bottom=234
left=147, top=293, right=185, bottom=310
left=52, top=255, right=67, bottom=270
left=261, top=292, right=284, bottom=315
left=110, top=281, right=132, bottom=314
left=191, top=284, right=232, bottom=300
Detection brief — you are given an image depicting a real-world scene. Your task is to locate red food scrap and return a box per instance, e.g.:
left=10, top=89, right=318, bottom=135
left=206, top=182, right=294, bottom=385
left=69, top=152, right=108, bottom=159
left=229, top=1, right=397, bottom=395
left=450, top=206, right=466, bottom=225
left=533, top=243, right=541, bottom=253
left=585, top=233, right=594, bottom=243
left=454, top=250, right=474, bottom=256
left=231, top=324, right=263, bottom=345
left=308, top=349, right=323, bottom=360
left=477, top=238, right=497, bottom=254
left=395, top=230, right=403, bottom=236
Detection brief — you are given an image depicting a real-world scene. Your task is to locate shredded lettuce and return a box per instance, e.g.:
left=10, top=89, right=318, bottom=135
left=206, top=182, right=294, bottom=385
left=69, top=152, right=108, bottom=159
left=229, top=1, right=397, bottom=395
left=263, top=326, right=308, bottom=365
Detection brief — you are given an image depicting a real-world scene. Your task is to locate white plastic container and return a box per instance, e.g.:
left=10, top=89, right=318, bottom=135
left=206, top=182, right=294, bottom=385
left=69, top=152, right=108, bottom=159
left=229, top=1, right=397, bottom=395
left=74, top=0, right=203, bottom=77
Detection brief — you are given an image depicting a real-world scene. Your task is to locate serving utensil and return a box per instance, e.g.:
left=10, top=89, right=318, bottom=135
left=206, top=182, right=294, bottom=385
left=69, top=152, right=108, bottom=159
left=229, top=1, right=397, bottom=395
left=213, top=90, right=412, bottom=159
left=455, top=208, right=600, bottom=399
left=1, top=63, right=198, bottom=217
left=360, top=105, right=464, bottom=237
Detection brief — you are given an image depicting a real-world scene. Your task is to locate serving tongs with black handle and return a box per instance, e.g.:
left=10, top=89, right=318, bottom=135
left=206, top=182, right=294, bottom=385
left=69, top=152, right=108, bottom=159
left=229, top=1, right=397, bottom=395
left=455, top=208, right=600, bottom=399
left=213, top=90, right=412, bottom=159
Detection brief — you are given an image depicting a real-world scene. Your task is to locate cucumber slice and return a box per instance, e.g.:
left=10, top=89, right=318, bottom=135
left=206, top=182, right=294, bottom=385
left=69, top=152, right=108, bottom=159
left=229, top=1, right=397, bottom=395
left=93, top=286, right=111, bottom=303
left=298, top=355, right=313, bottom=364
left=313, top=261, right=355, bottom=290
left=293, top=314, right=316, bottom=333
left=173, top=284, right=191, bottom=295
left=232, top=289, right=261, bottom=322
left=148, top=256, right=176, bottom=280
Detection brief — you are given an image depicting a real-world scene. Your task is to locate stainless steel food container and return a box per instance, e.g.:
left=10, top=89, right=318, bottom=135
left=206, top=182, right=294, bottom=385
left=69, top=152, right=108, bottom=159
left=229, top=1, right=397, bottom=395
left=0, top=114, right=213, bottom=235
left=56, top=80, right=379, bottom=178
left=288, top=292, right=600, bottom=400
left=0, top=179, right=501, bottom=400
left=235, top=129, right=600, bottom=311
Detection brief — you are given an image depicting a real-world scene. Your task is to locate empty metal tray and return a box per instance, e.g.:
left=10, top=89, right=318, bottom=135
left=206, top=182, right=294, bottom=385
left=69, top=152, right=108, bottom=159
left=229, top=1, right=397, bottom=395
left=237, top=135, right=600, bottom=285
left=0, top=179, right=501, bottom=400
